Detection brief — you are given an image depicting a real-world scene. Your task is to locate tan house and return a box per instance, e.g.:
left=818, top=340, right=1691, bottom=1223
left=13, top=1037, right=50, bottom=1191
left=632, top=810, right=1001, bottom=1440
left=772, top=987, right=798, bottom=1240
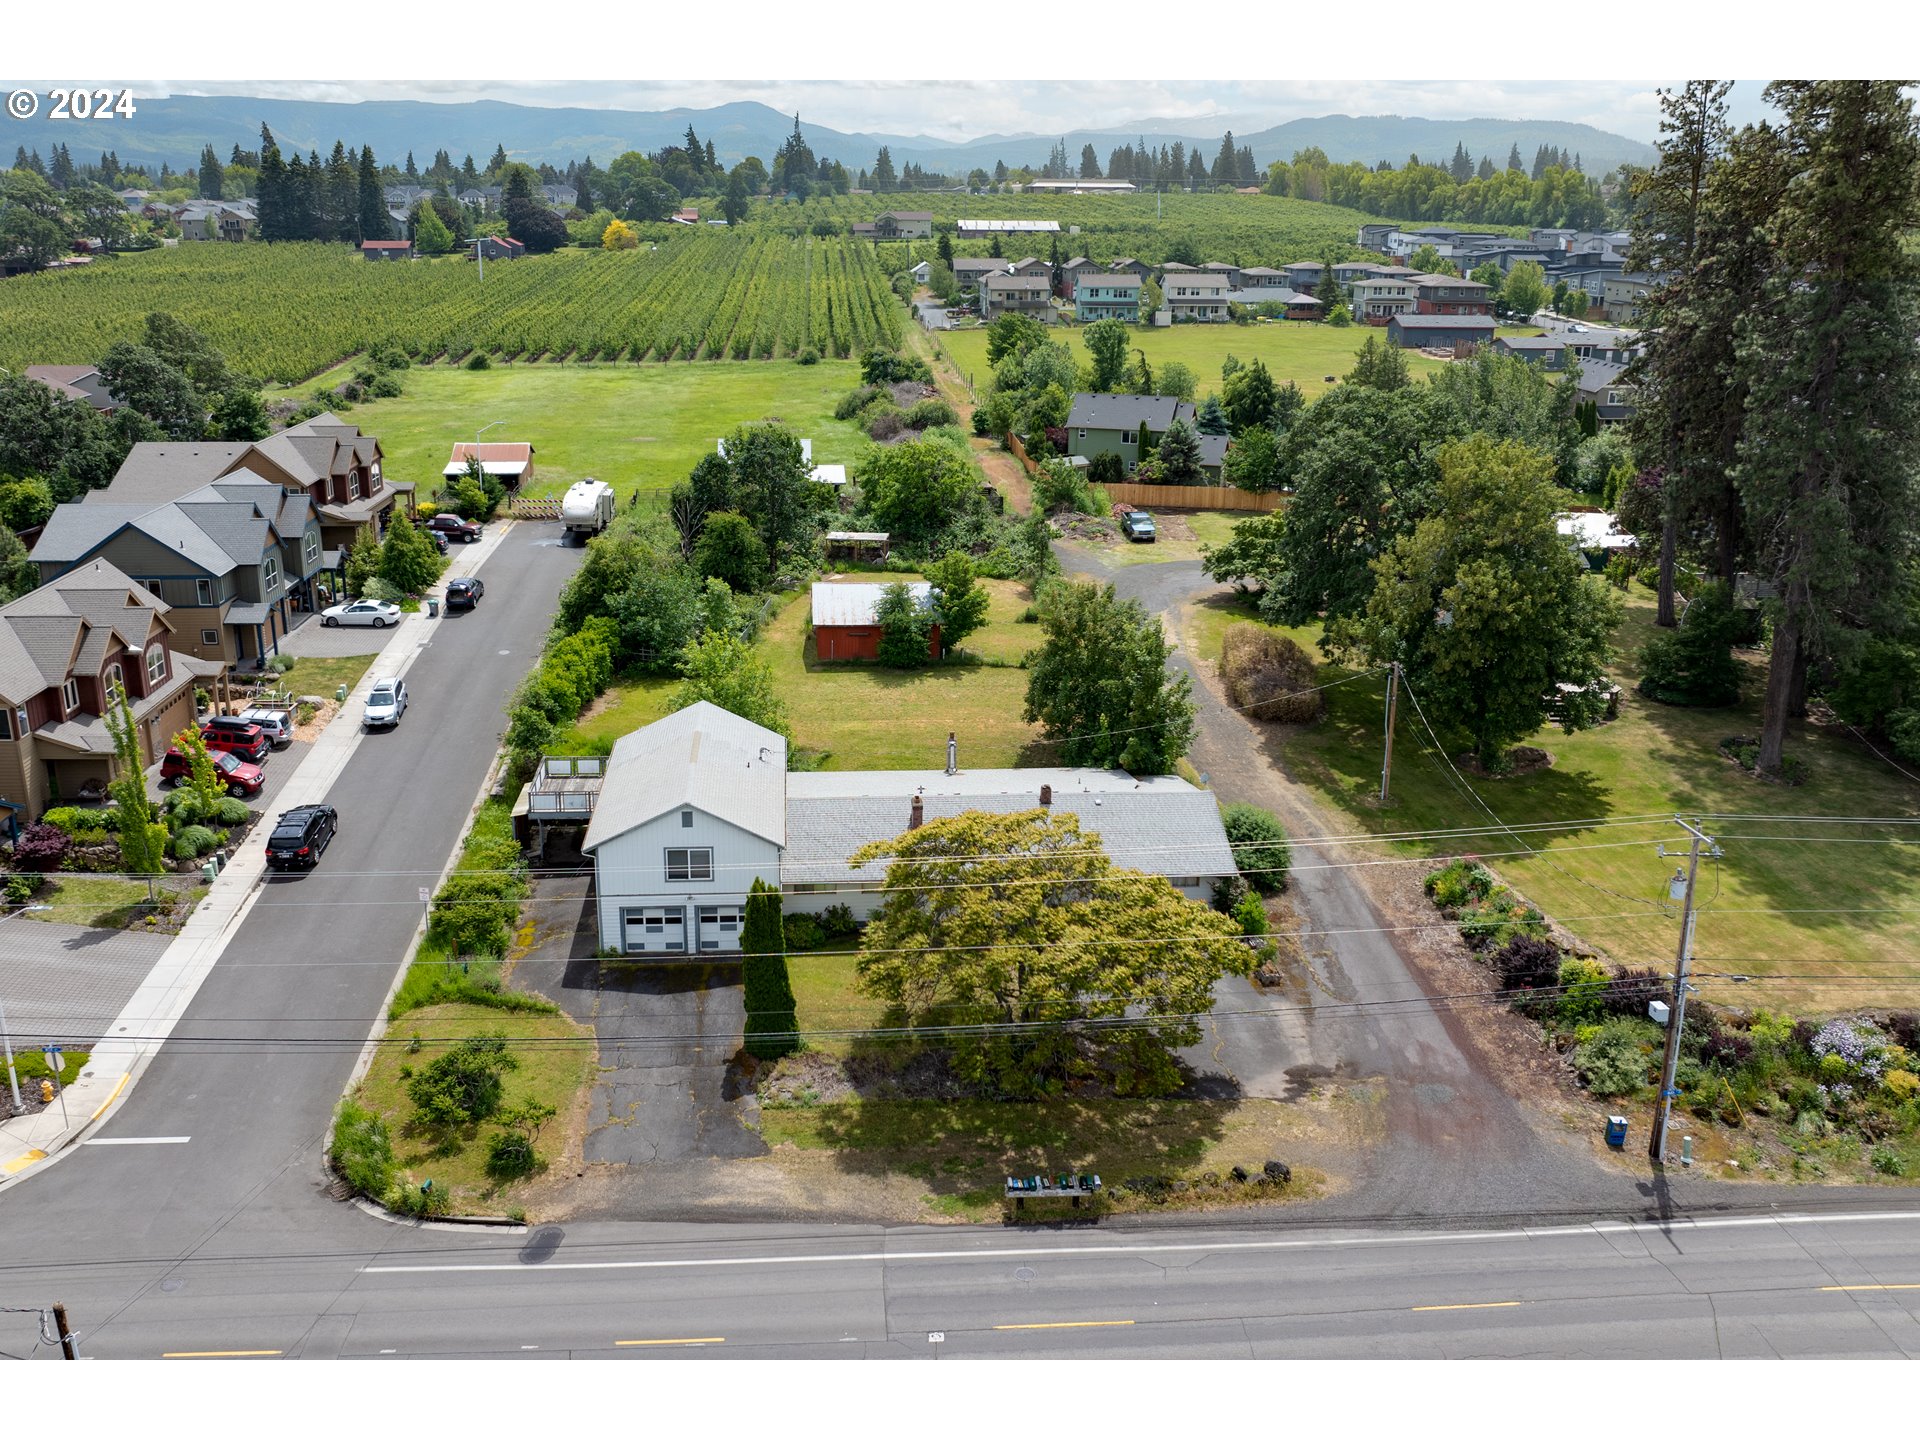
left=34, top=464, right=323, bottom=668
left=230, top=413, right=410, bottom=555
left=1161, top=271, right=1231, bottom=321
left=978, top=271, right=1053, bottom=323
left=0, top=559, right=222, bottom=824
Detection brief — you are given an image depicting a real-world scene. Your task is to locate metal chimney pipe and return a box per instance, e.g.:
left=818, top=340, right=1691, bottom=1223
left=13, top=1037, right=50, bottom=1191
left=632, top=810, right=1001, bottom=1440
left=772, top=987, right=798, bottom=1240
left=946, top=732, right=957, bottom=776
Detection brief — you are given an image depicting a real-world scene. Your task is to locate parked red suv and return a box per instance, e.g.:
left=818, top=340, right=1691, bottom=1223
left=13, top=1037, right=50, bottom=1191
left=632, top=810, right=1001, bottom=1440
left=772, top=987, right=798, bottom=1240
left=199, top=717, right=270, bottom=763
left=161, top=747, right=265, bottom=798
left=425, top=513, right=482, bottom=543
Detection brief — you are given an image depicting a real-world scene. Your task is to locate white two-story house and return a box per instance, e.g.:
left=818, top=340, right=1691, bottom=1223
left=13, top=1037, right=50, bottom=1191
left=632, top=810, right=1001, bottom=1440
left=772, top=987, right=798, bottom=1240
left=581, top=703, right=786, bottom=956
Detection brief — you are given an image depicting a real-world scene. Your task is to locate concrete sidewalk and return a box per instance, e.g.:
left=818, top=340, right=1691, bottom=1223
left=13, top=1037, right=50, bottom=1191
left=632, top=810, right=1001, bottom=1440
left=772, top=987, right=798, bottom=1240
left=0, top=524, right=515, bottom=1183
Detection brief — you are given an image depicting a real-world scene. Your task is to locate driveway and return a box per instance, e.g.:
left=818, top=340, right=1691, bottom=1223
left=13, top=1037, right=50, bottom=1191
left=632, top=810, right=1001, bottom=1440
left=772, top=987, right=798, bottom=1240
left=0, top=918, right=171, bottom=1050
left=513, top=873, right=765, bottom=1168
left=1063, top=545, right=1609, bottom=1219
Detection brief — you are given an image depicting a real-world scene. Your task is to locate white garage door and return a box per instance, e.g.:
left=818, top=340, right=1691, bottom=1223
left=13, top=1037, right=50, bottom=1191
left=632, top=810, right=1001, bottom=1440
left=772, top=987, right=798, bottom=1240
left=621, top=905, right=685, bottom=955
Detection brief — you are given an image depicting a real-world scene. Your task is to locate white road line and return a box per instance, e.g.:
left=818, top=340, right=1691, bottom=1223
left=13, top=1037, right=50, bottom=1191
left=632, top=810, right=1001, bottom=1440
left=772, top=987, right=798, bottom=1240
left=85, top=1136, right=190, bottom=1145
left=360, top=1209, right=1920, bottom=1276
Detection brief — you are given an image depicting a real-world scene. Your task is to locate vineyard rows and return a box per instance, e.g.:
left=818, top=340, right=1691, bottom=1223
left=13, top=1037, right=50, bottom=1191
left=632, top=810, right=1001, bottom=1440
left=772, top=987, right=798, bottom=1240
left=0, top=233, right=903, bottom=382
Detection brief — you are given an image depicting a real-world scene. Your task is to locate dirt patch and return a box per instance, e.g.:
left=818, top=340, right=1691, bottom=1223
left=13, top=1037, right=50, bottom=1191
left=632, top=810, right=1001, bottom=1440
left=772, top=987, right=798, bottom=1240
left=290, top=696, right=346, bottom=745
left=1148, top=514, right=1198, bottom=543
left=1456, top=746, right=1555, bottom=779
left=1050, top=510, right=1121, bottom=545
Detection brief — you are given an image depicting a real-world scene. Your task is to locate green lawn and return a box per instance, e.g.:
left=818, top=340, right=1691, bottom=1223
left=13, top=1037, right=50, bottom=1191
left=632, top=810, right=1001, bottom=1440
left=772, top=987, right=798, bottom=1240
left=1093, top=508, right=1251, bottom=568
left=1184, top=581, right=1920, bottom=1013
left=320, top=360, right=872, bottom=508
left=784, top=941, right=887, bottom=1057
left=23, top=876, right=191, bottom=930
left=352, top=1005, right=593, bottom=1216
left=938, top=321, right=1447, bottom=402
left=272, top=653, right=377, bottom=698
left=568, top=581, right=1048, bottom=769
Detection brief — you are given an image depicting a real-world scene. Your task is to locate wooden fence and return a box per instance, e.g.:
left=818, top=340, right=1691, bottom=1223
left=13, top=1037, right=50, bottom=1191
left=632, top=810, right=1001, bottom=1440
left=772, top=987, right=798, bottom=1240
left=1003, top=434, right=1285, bottom=513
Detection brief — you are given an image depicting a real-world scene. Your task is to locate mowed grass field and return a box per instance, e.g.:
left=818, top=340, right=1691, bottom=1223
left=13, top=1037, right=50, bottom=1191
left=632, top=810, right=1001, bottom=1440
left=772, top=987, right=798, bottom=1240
left=562, top=577, right=1048, bottom=770
left=1183, top=581, right=1920, bottom=1014
left=936, top=320, right=1448, bottom=401
left=322, top=359, right=871, bottom=506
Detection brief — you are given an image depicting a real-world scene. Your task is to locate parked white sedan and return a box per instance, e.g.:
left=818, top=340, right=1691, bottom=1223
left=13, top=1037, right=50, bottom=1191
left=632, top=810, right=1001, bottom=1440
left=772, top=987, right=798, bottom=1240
left=320, top=599, right=402, bottom=629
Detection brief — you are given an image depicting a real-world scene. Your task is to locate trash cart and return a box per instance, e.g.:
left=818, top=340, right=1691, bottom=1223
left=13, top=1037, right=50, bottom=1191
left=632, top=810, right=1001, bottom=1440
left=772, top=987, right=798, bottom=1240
left=427, top=597, right=440, bottom=618
left=1605, top=1115, right=1630, bottom=1148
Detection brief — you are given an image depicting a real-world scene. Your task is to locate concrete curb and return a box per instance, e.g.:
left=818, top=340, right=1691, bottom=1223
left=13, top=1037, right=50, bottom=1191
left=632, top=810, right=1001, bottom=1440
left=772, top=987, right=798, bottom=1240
left=0, top=524, right=516, bottom=1187
left=348, top=1195, right=528, bottom=1232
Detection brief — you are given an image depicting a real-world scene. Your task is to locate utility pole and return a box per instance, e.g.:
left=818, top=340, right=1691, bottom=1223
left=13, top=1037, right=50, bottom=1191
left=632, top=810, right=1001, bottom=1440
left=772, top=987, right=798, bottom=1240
left=1649, top=817, right=1715, bottom=1163
left=0, top=998, right=22, bottom=1116
left=1378, top=661, right=1400, bottom=804
left=52, top=1303, right=77, bottom=1359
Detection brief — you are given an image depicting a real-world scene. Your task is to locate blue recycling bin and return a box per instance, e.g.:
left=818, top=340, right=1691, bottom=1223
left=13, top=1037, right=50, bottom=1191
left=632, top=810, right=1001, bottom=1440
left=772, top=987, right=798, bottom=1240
left=1605, top=1115, right=1630, bottom=1149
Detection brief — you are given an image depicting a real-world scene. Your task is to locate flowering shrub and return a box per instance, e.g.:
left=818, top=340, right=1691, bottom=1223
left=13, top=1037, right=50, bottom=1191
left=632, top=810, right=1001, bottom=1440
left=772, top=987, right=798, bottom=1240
left=1810, top=1019, right=1887, bottom=1082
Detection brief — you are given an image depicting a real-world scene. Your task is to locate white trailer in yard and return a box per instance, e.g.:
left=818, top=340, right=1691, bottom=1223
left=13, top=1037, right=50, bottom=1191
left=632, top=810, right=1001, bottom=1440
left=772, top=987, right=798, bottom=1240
left=560, top=478, right=616, bottom=540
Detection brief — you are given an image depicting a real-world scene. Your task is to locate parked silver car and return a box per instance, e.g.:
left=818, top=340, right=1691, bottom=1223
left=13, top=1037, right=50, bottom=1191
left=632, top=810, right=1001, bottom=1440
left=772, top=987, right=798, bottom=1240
left=238, top=707, right=295, bottom=748
left=363, top=677, right=408, bottom=729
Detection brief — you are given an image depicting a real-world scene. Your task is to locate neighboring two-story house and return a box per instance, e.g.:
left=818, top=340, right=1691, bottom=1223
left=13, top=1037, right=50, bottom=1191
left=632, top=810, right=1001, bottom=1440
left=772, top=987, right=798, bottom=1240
left=579, top=704, right=1238, bottom=952
left=1493, top=335, right=1571, bottom=369
left=851, top=210, right=933, bottom=240
left=1353, top=275, right=1420, bottom=323
left=33, top=462, right=322, bottom=667
left=1065, top=393, right=1198, bottom=474
left=1573, top=358, right=1636, bottom=426
left=231, top=413, right=410, bottom=555
left=1073, top=273, right=1143, bottom=322
left=1412, top=274, right=1494, bottom=316
left=951, top=256, right=1011, bottom=294
left=23, top=366, right=121, bottom=416
left=0, top=559, right=223, bottom=822
left=978, top=271, right=1053, bottom=323
left=1162, top=272, right=1230, bottom=321
left=1600, top=272, right=1658, bottom=323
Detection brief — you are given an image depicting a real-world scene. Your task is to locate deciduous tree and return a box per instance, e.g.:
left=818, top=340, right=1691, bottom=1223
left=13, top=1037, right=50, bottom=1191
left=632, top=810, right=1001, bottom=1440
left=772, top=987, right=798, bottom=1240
left=671, top=630, right=791, bottom=744
left=1024, top=580, right=1194, bottom=773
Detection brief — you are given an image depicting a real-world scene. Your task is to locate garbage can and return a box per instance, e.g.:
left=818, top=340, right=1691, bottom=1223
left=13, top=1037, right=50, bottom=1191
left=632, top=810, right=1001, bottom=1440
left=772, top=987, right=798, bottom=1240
left=1605, top=1115, right=1629, bottom=1149
left=427, top=597, right=440, bottom=618
left=201, top=860, right=218, bottom=883
left=335, top=683, right=347, bottom=703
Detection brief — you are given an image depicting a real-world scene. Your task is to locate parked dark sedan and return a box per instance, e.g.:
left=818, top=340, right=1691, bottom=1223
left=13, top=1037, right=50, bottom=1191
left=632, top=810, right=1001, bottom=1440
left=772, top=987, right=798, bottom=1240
left=445, top=576, right=485, bottom=610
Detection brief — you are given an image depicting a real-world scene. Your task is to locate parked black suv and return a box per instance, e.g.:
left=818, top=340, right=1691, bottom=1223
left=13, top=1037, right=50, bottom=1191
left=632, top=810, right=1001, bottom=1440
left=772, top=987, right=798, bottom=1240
left=265, top=804, right=338, bottom=871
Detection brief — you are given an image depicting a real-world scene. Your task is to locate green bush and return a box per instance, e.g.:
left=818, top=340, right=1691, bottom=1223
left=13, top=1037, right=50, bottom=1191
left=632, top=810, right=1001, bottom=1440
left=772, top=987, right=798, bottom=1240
left=213, top=797, right=251, bottom=826
left=1574, top=1018, right=1657, bottom=1097
left=465, top=351, right=492, bottom=370
left=797, top=347, right=821, bottom=366
left=427, top=871, right=524, bottom=957
left=1232, top=892, right=1269, bottom=936
left=782, top=913, right=824, bottom=951
left=387, top=951, right=558, bottom=1020
left=5, top=873, right=42, bottom=905
left=1424, top=859, right=1495, bottom=910
left=906, top=398, right=958, bottom=429
left=41, top=806, right=112, bottom=837
left=835, top=384, right=884, bottom=420
left=1221, top=803, right=1291, bottom=895
left=171, top=824, right=217, bottom=860
left=1638, top=582, right=1742, bottom=707
left=1557, top=956, right=1613, bottom=1027
left=818, top=903, right=857, bottom=937
left=330, top=1099, right=395, bottom=1198
left=406, top=1033, right=517, bottom=1127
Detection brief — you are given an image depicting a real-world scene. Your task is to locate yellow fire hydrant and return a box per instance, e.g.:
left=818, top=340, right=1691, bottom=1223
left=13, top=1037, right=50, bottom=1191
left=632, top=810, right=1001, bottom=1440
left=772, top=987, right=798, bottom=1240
left=40, top=1079, right=54, bottom=1104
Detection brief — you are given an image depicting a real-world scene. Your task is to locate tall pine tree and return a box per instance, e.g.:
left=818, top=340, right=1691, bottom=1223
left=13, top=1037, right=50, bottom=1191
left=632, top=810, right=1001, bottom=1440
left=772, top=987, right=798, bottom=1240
left=356, top=144, right=388, bottom=242
left=199, top=144, right=224, bottom=199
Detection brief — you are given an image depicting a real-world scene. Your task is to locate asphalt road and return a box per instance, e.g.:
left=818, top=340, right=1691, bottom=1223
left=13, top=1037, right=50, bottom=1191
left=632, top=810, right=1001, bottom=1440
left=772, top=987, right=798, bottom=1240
left=0, top=521, right=581, bottom=1273
left=6, top=1206, right=1918, bottom=1358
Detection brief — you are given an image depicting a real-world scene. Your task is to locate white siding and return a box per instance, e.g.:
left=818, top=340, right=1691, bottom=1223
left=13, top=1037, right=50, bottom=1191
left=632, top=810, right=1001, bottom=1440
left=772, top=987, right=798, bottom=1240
left=592, top=808, right=781, bottom=954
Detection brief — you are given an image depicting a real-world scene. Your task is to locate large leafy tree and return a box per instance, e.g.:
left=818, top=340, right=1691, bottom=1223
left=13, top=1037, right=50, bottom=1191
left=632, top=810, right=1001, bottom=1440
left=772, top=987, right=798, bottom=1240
left=1082, top=318, right=1131, bottom=391
left=1259, top=384, right=1458, bottom=628
left=722, top=422, right=817, bottom=559
left=1220, top=357, right=1279, bottom=433
left=1732, top=81, right=1920, bottom=775
left=1024, top=579, right=1194, bottom=773
left=1427, top=346, right=1581, bottom=480
left=858, top=438, right=979, bottom=549
left=1332, top=435, right=1621, bottom=769
left=925, top=550, right=990, bottom=652
left=97, top=343, right=203, bottom=440
left=670, top=630, right=791, bottom=745
left=853, top=810, right=1248, bottom=1097
left=691, top=510, right=768, bottom=592
left=375, top=512, right=445, bottom=594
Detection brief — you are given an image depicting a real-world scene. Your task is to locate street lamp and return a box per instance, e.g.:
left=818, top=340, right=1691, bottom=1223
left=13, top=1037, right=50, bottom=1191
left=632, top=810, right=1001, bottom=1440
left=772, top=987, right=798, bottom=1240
left=475, top=419, right=505, bottom=448
left=0, top=905, right=52, bottom=1115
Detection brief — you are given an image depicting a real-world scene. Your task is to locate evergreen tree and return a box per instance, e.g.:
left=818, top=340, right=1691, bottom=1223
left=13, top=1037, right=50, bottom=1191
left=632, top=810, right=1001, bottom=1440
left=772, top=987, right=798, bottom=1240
left=49, top=144, right=73, bottom=190
left=1213, top=131, right=1239, bottom=184
left=105, top=681, right=164, bottom=876
left=1506, top=143, right=1524, bottom=172
left=326, top=140, right=356, bottom=242
left=256, top=126, right=288, bottom=240
left=1080, top=144, right=1102, bottom=178
left=356, top=145, right=387, bottom=242
left=404, top=150, right=419, bottom=182
left=871, top=145, right=897, bottom=191
left=1156, top=419, right=1204, bottom=484
left=1733, top=81, right=1920, bottom=775
left=741, top=879, right=797, bottom=1060
left=1477, top=154, right=1495, bottom=180
left=1530, top=144, right=1551, bottom=180
left=487, top=143, right=508, bottom=176
left=198, top=144, right=224, bottom=199
left=1196, top=394, right=1230, bottom=435
left=1449, top=141, right=1472, bottom=183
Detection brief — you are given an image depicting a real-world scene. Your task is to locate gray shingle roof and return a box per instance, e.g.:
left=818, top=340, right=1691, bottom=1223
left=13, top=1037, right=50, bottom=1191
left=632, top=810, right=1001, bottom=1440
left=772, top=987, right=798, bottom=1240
left=1388, top=314, right=1497, bottom=330
left=91, top=442, right=254, bottom=507
left=30, top=505, right=151, bottom=564
left=0, top=559, right=163, bottom=705
left=1196, top=433, right=1230, bottom=470
left=584, top=702, right=787, bottom=853
left=1066, top=393, right=1197, bottom=431
left=782, top=771, right=1235, bottom=886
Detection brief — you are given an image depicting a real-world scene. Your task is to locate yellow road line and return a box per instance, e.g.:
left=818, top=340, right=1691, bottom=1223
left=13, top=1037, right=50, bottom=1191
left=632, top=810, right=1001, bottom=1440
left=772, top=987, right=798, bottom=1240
left=163, top=1349, right=283, bottom=1358
left=1, top=1149, right=46, bottom=1176
left=615, top=1337, right=725, bottom=1346
left=1411, top=1301, right=1524, bottom=1312
left=90, top=1072, right=130, bottom=1122
left=1820, top=1284, right=1920, bottom=1292
left=993, top=1319, right=1135, bottom=1330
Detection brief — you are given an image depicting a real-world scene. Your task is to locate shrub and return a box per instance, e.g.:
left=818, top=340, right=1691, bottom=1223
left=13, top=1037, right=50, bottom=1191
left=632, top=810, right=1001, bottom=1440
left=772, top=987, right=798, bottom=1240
left=362, top=577, right=404, bottom=605
left=464, top=351, right=492, bottom=370
left=1575, top=1018, right=1656, bottom=1097
left=818, top=903, right=857, bottom=937
left=1232, top=892, right=1269, bottom=936
left=1557, top=956, right=1613, bottom=1026
left=486, top=1130, right=538, bottom=1180
left=1211, top=873, right=1251, bottom=915
left=1220, top=625, right=1324, bottom=724
left=213, top=797, right=251, bottom=826
left=866, top=408, right=910, bottom=442
left=798, top=347, right=821, bottom=366
left=1603, top=965, right=1665, bottom=1019
left=406, top=1033, right=517, bottom=1127
left=4, top=873, right=41, bottom=905
left=906, top=398, right=958, bottom=430
left=41, top=806, right=111, bottom=837
left=12, top=823, right=69, bottom=873
left=1220, top=803, right=1291, bottom=894
left=171, top=825, right=218, bottom=860
left=783, top=913, right=824, bottom=951
left=428, top=871, right=523, bottom=957
left=1424, top=859, right=1495, bottom=910
left=1638, top=582, right=1742, bottom=707
left=1490, top=934, right=1561, bottom=991
left=1884, top=1070, right=1919, bottom=1101
left=834, top=385, right=883, bottom=420
left=971, top=408, right=991, bottom=437
left=330, top=1099, right=395, bottom=1198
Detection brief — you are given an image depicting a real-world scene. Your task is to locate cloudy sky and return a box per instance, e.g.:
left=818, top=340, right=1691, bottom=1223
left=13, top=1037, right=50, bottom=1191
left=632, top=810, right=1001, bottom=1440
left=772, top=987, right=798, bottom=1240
left=116, top=80, right=1783, bottom=146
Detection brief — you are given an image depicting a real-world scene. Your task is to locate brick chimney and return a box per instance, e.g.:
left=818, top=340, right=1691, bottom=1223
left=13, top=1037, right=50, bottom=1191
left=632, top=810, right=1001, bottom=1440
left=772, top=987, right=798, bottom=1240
left=909, top=794, right=924, bottom=829
left=1039, top=784, right=1052, bottom=808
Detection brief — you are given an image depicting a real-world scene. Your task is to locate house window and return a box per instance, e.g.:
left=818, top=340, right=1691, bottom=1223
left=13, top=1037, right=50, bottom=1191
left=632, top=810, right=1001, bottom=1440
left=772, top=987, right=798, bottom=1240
left=107, top=663, right=123, bottom=694
left=1607, top=391, right=1622, bottom=406
left=262, top=554, right=280, bottom=591
left=304, top=532, right=319, bottom=565
left=665, top=847, right=713, bottom=883
left=681, top=809, right=693, bottom=828
left=145, top=580, right=163, bottom=599
left=201, top=629, right=220, bottom=647
left=1121, top=430, right=1135, bottom=445
left=63, top=678, right=79, bottom=712
left=145, top=643, right=166, bottom=684
left=196, top=578, right=214, bottom=605
left=0, top=709, right=10, bottom=741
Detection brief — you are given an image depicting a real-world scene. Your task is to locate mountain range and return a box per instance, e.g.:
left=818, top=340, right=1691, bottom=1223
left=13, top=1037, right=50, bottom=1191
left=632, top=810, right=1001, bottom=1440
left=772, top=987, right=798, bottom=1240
left=13, top=95, right=1658, bottom=181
